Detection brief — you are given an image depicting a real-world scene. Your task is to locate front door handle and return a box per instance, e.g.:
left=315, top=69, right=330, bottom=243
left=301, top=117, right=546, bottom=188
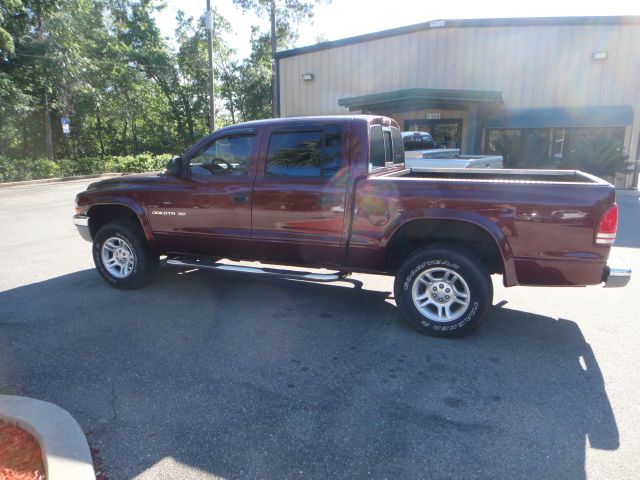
left=232, top=194, right=250, bottom=204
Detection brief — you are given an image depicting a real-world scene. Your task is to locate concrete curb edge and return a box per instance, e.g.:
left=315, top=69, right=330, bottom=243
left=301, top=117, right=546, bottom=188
left=0, top=395, right=96, bottom=480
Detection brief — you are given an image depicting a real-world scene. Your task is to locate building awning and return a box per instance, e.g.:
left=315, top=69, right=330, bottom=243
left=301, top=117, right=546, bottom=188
left=485, top=106, right=634, bottom=128
left=338, top=88, right=503, bottom=113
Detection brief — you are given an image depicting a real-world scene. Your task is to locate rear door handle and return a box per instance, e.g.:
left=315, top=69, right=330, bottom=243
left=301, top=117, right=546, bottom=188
left=232, top=194, right=250, bottom=204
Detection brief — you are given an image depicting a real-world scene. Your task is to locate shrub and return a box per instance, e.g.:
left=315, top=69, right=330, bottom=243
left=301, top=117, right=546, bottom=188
left=0, top=153, right=174, bottom=183
left=561, top=135, right=631, bottom=180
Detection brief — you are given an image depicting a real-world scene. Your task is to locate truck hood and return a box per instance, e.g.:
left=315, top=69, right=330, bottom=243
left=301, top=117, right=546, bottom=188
left=86, top=172, right=165, bottom=191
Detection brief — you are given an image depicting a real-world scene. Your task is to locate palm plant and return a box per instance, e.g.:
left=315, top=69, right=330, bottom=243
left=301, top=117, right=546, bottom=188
left=561, top=135, right=631, bottom=179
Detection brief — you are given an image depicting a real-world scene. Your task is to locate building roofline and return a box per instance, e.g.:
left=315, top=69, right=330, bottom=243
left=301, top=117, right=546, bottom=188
left=338, top=88, right=503, bottom=112
left=275, top=15, right=640, bottom=59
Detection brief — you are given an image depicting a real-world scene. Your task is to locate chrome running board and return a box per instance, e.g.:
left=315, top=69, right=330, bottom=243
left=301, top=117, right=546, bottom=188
left=166, top=255, right=351, bottom=282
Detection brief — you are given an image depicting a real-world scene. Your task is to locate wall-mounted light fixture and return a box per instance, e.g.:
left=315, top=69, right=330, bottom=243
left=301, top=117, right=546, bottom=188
left=301, top=73, right=314, bottom=81
left=592, top=51, right=608, bottom=61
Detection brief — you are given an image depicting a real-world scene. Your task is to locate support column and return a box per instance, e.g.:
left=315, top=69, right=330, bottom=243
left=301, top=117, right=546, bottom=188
left=465, top=104, right=478, bottom=154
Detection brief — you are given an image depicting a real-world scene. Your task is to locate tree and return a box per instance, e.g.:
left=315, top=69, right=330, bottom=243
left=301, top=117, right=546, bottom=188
left=232, top=0, right=329, bottom=117
left=235, top=28, right=273, bottom=121
left=0, top=0, right=21, bottom=58
left=174, top=8, right=234, bottom=130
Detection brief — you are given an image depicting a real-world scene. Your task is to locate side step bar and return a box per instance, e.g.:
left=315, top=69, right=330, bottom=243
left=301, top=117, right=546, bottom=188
left=166, top=255, right=351, bottom=283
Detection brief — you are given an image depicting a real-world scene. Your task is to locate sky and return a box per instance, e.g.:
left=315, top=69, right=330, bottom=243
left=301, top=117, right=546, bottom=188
left=154, top=0, right=640, bottom=59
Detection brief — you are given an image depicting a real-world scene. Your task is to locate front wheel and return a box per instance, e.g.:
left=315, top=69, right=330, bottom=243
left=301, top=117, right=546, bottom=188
left=92, top=221, right=159, bottom=289
left=394, top=245, right=493, bottom=338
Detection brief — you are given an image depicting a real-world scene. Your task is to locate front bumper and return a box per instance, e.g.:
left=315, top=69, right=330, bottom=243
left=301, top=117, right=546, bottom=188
left=603, top=252, right=631, bottom=288
left=73, top=214, right=92, bottom=242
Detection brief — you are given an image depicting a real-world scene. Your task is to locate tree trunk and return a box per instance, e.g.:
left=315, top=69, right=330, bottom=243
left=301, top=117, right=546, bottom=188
left=181, top=94, right=195, bottom=144
left=95, top=104, right=105, bottom=158
left=121, top=115, right=128, bottom=155
left=22, top=122, right=28, bottom=158
left=132, top=116, right=138, bottom=154
left=0, top=117, right=4, bottom=156
left=43, top=92, right=54, bottom=160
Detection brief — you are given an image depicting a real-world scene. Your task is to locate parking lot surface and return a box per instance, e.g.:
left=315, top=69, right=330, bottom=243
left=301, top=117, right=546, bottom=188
left=1, top=179, right=639, bottom=480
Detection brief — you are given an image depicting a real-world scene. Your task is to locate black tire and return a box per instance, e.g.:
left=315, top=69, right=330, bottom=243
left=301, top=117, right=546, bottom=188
left=92, top=221, right=159, bottom=289
left=394, top=245, right=492, bottom=338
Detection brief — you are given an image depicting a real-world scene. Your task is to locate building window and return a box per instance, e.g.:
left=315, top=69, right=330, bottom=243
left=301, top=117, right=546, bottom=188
left=484, top=129, right=551, bottom=168
left=484, top=127, right=626, bottom=170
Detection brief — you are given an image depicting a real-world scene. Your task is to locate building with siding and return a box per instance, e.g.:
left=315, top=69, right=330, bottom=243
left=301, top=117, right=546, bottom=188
left=275, top=16, right=640, bottom=188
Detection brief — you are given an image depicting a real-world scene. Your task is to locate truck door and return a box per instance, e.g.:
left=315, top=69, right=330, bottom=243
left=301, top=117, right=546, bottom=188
left=250, top=123, right=350, bottom=267
left=146, top=129, right=259, bottom=257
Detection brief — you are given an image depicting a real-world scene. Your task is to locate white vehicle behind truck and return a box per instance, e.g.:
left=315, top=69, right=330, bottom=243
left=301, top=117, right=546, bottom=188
left=402, top=131, right=503, bottom=169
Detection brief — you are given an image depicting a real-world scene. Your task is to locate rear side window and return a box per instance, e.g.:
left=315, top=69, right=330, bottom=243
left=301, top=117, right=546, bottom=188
left=383, top=130, right=393, bottom=164
left=371, top=125, right=404, bottom=169
left=391, top=127, right=404, bottom=163
left=266, top=126, right=344, bottom=177
left=370, top=125, right=385, bottom=168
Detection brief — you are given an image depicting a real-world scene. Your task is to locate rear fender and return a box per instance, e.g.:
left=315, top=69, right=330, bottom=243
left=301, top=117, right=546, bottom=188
left=389, top=208, right=517, bottom=286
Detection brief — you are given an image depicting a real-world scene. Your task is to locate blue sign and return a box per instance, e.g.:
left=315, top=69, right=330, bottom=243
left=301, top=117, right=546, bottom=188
left=61, top=117, right=70, bottom=135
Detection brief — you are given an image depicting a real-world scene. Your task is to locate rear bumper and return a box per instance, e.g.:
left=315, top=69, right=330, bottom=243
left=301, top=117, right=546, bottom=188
left=603, top=252, right=631, bottom=288
left=73, top=215, right=92, bottom=242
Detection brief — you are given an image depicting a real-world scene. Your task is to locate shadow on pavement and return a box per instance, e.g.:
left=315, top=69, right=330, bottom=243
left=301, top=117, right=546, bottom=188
left=0, top=267, right=619, bottom=479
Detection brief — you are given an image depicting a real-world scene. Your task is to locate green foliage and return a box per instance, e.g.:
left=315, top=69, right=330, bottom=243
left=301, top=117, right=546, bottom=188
left=561, top=135, right=631, bottom=179
left=0, top=153, right=173, bottom=182
left=232, top=0, right=329, bottom=26
left=490, top=130, right=553, bottom=169
left=0, top=0, right=326, bottom=169
left=235, top=28, right=275, bottom=121
left=0, top=0, right=21, bottom=57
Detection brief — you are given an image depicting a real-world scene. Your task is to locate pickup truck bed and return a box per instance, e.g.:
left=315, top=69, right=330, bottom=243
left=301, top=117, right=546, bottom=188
left=73, top=115, right=630, bottom=338
left=355, top=167, right=614, bottom=287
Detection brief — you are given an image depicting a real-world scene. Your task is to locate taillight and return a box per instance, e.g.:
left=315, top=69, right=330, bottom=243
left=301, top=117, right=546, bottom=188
left=595, top=203, right=618, bottom=245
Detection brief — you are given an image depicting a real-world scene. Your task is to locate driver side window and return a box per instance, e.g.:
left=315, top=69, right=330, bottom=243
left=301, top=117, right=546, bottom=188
left=190, top=134, right=255, bottom=177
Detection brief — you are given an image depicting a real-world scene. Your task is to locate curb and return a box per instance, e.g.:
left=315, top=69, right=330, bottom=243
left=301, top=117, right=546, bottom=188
left=0, top=173, right=127, bottom=188
left=0, top=395, right=96, bottom=480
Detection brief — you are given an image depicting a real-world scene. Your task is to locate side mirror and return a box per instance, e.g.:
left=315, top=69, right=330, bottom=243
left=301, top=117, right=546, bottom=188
left=166, top=156, right=186, bottom=178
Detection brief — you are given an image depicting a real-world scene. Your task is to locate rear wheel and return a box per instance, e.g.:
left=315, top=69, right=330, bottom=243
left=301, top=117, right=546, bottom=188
left=92, top=222, right=158, bottom=289
left=394, top=245, right=492, bottom=338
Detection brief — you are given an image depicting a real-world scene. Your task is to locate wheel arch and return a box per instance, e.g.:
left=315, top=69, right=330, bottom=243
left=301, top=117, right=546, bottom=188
left=87, top=200, right=158, bottom=252
left=386, top=214, right=517, bottom=286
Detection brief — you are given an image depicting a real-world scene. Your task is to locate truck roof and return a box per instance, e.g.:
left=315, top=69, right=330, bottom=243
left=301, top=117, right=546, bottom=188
left=214, top=115, right=398, bottom=134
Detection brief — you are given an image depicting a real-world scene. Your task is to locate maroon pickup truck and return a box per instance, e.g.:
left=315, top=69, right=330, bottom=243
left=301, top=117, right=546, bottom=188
left=73, top=115, right=630, bottom=337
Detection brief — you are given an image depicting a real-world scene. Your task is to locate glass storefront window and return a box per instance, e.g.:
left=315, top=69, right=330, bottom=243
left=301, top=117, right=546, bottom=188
left=484, top=128, right=551, bottom=168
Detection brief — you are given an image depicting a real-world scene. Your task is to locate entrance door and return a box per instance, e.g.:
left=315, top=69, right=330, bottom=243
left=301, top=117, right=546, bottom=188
left=405, top=119, right=463, bottom=149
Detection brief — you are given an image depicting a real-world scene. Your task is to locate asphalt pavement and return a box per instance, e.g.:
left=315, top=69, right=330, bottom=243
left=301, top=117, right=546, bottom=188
left=1, top=179, right=639, bottom=480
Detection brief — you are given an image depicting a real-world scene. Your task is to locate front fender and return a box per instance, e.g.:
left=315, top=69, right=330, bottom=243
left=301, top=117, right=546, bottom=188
left=89, top=195, right=159, bottom=252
